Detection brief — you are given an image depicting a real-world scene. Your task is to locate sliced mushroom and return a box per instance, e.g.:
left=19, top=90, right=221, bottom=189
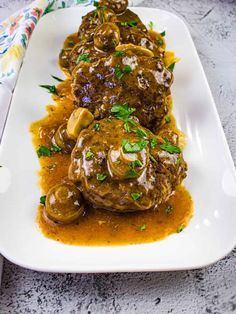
left=53, top=123, right=76, bottom=153
left=94, top=23, right=120, bottom=51
left=99, top=0, right=128, bottom=15
left=115, top=44, right=154, bottom=57
left=67, top=108, right=94, bottom=140
left=45, top=182, right=84, bottom=224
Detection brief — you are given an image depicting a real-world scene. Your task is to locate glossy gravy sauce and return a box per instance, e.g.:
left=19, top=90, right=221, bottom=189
left=30, top=32, right=193, bottom=246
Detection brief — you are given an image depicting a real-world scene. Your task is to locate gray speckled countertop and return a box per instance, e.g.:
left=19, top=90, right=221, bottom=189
left=0, top=0, right=236, bottom=313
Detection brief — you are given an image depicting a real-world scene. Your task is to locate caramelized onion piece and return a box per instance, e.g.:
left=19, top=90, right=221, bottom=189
left=94, top=23, right=120, bottom=51
left=115, top=44, right=154, bottom=57
left=67, top=108, right=94, bottom=140
left=100, top=0, right=128, bottom=14
left=45, top=183, right=84, bottom=224
left=53, top=123, right=75, bottom=153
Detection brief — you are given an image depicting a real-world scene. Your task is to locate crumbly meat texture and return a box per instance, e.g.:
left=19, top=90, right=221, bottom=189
left=72, top=51, right=173, bottom=132
left=69, top=118, right=187, bottom=212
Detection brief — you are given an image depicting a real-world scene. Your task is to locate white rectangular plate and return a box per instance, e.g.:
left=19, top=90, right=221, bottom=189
left=1, top=7, right=236, bottom=273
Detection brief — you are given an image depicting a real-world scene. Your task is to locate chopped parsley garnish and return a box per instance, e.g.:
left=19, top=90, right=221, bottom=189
left=85, top=151, right=94, bottom=160
left=39, top=85, right=58, bottom=95
left=176, top=224, right=185, bottom=233
left=60, top=49, right=65, bottom=57
left=156, top=37, right=164, bottom=45
left=114, top=160, right=121, bottom=165
left=96, top=173, right=107, bottom=182
left=68, top=39, right=75, bottom=47
left=148, top=21, right=154, bottom=30
left=150, top=138, right=158, bottom=149
left=133, top=128, right=149, bottom=138
left=130, top=160, right=143, bottom=168
left=51, top=144, right=61, bottom=153
left=51, top=75, right=63, bottom=82
left=160, top=31, right=166, bottom=37
left=125, top=169, right=139, bottom=178
left=149, top=154, right=157, bottom=163
left=120, top=20, right=138, bottom=28
left=137, top=224, right=147, bottom=231
left=111, top=103, right=136, bottom=131
left=160, top=139, right=181, bottom=154
left=165, top=205, right=172, bottom=215
left=114, top=65, right=132, bottom=80
left=164, top=115, right=171, bottom=123
left=40, top=195, right=46, bottom=205
left=131, top=192, right=142, bottom=201
left=168, top=63, right=175, bottom=72
left=94, top=123, right=100, bottom=131
left=37, top=145, right=51, bottom=158
left=76, top=53, right=91, bottom=64
left=93, top=0, right=99, bottom=7
left=122, top=139, right=149, bottom=153
left=112, top=51, right=125, bottom=57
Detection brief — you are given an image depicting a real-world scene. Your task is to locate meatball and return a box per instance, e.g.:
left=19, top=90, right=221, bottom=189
left=69, top=117, right=187, bottom=212
left=72, top=50, right=173, bottom=132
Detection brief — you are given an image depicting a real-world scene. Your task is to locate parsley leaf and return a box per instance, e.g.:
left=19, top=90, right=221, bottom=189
left=51, top=75, right=63, bottom=82
left=39, top=85, right=58, bottom=95
left=165, top=205, right=172, bottom=215
left=111, top=103, right=136, bottom=131
left=164, top=115, right=171, bottom=123
left=130, top=160, right=143, bottom=168
left=148, top=21, right=154, bottom=30
left=131, top=192, right=142, bottom=201
left=37, top=145, right=51, bottom=158
left=120, top=20, right=138, bottom=28
left=40, top=195, right=46, bottom=205
left=114, top=65, right=132, bottom=80
left=85, top=151, right=94, bottom=160
left=122, top=139, right=149, bottom=153
left=168, top=63, right=175, bottom=72
left=96, top=173, right=107, bottom=182
left=176, top=224, right=185, bottom=233
left=51, top=144, right=61, bottom=153
left=160, top=139, right=181, bottom=154
left=137, top=224, right=147, bottom=231
left=112, top=51, right=125, bottom=57
left=125, top=169, right=139, bottom=178
left=149, top=154, right=157, bottom=163
left=160, top=31, right=166, bottom=37
left=94, top=123, right=100, bottom=131
left=76, top=53, right=91, bottom=64
left=150, top=138, right=158, bottom=149
left=133, top=128, right=149, bottom=138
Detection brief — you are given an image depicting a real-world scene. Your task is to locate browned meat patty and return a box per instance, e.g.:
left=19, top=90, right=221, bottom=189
left=72, top=50, right=173, bottom=132
left=69, top=117, right=187, bottom=212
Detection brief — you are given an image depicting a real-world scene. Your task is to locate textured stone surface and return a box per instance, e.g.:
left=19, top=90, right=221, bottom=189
left=1, top=0, right=236, bottom=313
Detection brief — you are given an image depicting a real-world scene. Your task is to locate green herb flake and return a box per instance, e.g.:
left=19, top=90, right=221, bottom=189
left=130, top=160, right=143, bottom=168
left=76, top=53, right=91, bottom=64
left=122, top=139, right=149, bottom=153
left=85, top=151, right=94, bottom=160
left=123, top=65, right=132, bottom=74
left=111, top=103, right=136, bottom=131
left=37, top=145, right=51, bottom=158
left=160, top=139, right=181, bottom=154
left=114, top=160, right=121, bottom=165
left=150, top=138, right=158, bottom=149
left=114, top=66, right=124, bottom=80
left=165, top=205, right=172, bottom=215
left=131, top=192, right=142, bottom=201
left=93, top=0, right=99, bottom=7
left=94, top=123, right=100, bottom=131
left=176, top=224, right=185, bottom=233
left=96, top=173, right=107, bottom=182
left=148, top=21, right=154, bottom=30
left=39, top=85, right=58, bottom=95
left=112, top=51, right=125, bottom=57
left=160, top=31, right=166, bottom=37
left=125, top=169, right=139, bottom=179
left=134, top=128, right=149, bottom=138
left=168, top=63, right=176, bottom=72
left=137, top=224, right=147, bottom=231
left=51, top=144, right=61, bottom=153
left=120, top=20, right=138, bottom=28
left=68, top=39, right=75, bottom=47
left=149, top=154, right=157, bottom=163
left=40, top=195, right=46, bottom=205
left=164, top=115, right=171, bottom=123
left=156, top=37, right=164, bottom=45
left=51, top=75, right=63, bottom=82
left=59, top=48, right=65, bottom=57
